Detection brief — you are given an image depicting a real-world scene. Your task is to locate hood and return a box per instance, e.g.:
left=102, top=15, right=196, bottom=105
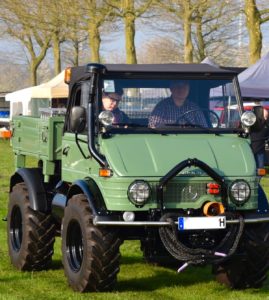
left=100, top=134, right=256, bottom=177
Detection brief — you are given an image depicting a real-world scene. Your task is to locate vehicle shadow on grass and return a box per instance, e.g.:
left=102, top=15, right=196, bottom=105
left=116, top=266, right=212, bottom=292
left=50, top=259, right=63, bottom=270
left=120, top=256, right=144, bottom=265
left=116, top=267, right=269, bottom=295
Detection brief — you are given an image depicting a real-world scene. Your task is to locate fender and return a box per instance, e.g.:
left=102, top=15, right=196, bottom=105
left=10, top=168, right=47, bottom=212
left=67, top=179, right=106, bottom=216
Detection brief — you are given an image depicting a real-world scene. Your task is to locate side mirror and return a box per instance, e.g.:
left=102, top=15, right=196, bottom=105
left=70, top=106, right=86, bottom=133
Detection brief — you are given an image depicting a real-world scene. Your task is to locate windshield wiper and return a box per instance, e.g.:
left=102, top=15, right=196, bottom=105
left=164, top=123, right=204, bottom=128
left=113, top=122, right=147, bottom=127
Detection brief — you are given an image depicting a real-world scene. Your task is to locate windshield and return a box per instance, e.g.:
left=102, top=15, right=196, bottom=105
left=100, top=77, right=241, bottom=131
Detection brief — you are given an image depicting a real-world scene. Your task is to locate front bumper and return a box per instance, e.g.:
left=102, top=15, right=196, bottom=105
left=94, top=214, right=269, bottom=227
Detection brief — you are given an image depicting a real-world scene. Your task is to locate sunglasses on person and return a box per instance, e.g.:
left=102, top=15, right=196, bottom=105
left=103, top=93, right=121, bottom=102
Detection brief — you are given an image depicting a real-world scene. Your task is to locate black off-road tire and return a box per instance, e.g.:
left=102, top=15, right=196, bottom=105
left=61, top=194, right=121, bottom=292
left=7, top=182, right=56, bottom=270
left=213, top=223, right=269, bottom=289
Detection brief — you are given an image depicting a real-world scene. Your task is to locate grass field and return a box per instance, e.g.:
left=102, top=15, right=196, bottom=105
left=1, top=138, right=269, bottom=300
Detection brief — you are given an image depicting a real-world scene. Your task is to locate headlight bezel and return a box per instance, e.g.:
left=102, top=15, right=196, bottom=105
left=229, top=180, right=251, bottom=206
left=127, top=180, right=151, bottom=207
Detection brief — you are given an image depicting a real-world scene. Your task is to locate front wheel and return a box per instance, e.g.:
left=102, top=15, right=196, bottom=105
left=61, top=194, right=121, bottom=292
left=7, top=182, right=55, bottom=270
left=213, top=223, right=269, bottom=289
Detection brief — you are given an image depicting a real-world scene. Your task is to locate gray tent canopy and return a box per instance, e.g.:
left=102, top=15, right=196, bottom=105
left=238, top=52, right=269, bottom=99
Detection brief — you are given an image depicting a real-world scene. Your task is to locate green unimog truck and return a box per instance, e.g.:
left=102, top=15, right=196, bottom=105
left=7, top=63, right=269, bottom=292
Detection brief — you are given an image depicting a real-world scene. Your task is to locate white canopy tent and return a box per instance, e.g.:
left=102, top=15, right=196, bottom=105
left=5, top=70, right=68, bottom=118
left=31, top=70, right=68, bottom=99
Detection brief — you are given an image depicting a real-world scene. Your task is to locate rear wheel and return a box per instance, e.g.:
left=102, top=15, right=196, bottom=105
left=62, top=194, right=121, bottom=292
left=213, top=223, right=269, bottom=289
left=7, top=182, right=55, bottom=270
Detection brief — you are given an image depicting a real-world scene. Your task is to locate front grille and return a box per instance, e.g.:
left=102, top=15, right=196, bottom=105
left=162, top=182, right=207, bottom=203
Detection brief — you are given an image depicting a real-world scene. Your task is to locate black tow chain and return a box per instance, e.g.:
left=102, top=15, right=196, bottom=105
left=158, top=213, right=244, bottom=272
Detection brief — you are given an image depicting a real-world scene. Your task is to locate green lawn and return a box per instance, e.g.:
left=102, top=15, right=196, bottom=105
left=1, top=139, right=269, bottom=300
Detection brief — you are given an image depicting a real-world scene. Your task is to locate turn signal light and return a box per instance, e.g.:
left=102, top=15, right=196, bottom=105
left=207, top=188, right=219, bottom=194
left=257, top=168, right=266, bottom=176
left=64, top=67, right=71, bottom=84
left=207, top=182, right=220, bottom=194
left=99, top=168, right=112, bottom=177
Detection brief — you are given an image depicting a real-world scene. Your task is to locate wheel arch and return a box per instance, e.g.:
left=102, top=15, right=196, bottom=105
left=10, top=168, right=48, bottom=212
left=67, top=179, right=107, bottom=215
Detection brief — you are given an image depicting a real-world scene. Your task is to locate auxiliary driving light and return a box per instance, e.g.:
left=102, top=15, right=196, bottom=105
left=123, top=211, right=135, bottom=222
left=128, top=180, right=151, bottom=207
left=229, top=180, right=250, bottom=205
left=98, top=111, right=114, bottom=126
left=241, top=111, right=256, bottom=127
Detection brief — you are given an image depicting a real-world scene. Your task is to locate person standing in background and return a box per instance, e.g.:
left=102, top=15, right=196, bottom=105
left=250, top=104, right=269, bottom=169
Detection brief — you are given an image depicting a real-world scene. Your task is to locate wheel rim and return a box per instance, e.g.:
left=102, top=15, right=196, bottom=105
left=66, top=220, right=83, bottom=272
left=10, top=205, right=23, bottom=252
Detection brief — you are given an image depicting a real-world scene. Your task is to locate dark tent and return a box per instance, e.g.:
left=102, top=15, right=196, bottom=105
left=238, top=52, right=269, bottom=99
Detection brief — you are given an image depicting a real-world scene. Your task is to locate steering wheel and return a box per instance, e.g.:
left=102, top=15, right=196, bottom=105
left=177, top=108, right=220, bottom=128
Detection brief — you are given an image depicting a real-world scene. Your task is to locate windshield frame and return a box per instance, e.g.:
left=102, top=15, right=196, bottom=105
left=96, top=72, right=244, bottom=135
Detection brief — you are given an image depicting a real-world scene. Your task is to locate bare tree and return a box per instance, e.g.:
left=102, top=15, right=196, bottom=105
left=138, top=36, right=182, bottom=63
left=244, top=0, right=269, bottom=64
left=40, top=1, right=68, bottom=75
left=157, top=0, right=202, bottom=63
left=106, top=0, right=154, bottom=64
left=192, top=0, right=240, bottom=63
left=65, top=0, right=114, bottom=63
left=0, top=1, right=52, bottom=85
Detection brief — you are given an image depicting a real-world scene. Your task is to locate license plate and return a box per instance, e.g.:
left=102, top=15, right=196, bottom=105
left=178, top=216, right=226, bottom=230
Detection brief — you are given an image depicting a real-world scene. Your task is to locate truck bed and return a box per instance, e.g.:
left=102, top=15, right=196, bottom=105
left=11, top=115, right=64, bottom=162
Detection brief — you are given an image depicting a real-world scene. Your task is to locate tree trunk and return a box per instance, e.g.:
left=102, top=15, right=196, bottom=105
left=244, top=0, right=262, bottom=64
left=73, top=41, right=79, bottom=67
left=183, top=2, right=193, bottom=63
left=123, top=0, right=137, bottom=64
left=28, top=45, right=49, bottom=85
left=52, top=33, right=61, bottom=75
left=88, top=23, right=101, bottom=63
left=195, top=15, right=205, bottom=62
left=30, top=61, right=38, bottom=86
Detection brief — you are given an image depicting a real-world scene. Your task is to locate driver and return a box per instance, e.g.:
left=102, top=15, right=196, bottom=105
left=148, top=80, right=208, bottom=128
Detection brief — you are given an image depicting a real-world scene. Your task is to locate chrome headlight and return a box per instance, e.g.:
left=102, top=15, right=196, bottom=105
left=128, top=180, right=151, bottom=207
left=241, top=111, right=256, bottom=127
left=229, top=180, right=250, bottom=205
